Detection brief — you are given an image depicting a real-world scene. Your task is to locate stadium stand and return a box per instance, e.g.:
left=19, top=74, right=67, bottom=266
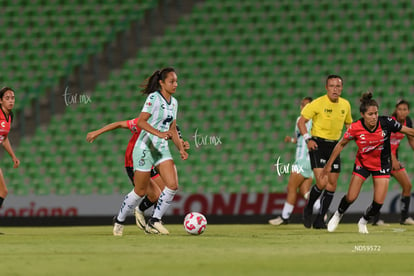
left=1, top=0, right=414, bottom=196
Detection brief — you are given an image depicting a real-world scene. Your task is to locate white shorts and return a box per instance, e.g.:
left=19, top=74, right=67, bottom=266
left=132, top=140, right=173, bottom=172
left=292, top=158, right=314, bottom=179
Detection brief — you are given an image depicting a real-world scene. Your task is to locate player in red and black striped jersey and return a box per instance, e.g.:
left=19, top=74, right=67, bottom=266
left=323, top=92, right=414, bottom=233
left=86, top=118, right=189, bottom=230
left=373, top=99, right=414, bottom=225
left=0, top=87, right=20, bottom=208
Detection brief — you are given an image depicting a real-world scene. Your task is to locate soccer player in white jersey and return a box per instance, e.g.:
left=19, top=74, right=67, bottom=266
left=269, top=97, right=320, bottom=225
left=113, top=67, right=188, bottom=236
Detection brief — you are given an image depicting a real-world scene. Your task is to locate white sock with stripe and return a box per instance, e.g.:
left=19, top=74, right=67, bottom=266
left=152, top=187, right=177, bottom=220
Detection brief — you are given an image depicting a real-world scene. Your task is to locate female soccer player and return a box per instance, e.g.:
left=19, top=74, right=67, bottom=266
left=268, top=97, right=320, bottom=225
left=0, top=87, right=20, bottom=208
left=325, top=92, right=414, bottom=234
left=86, top=119, right=189, bottom=231
left=113, top=67, right=188, bottom=236
left=373, top=99, right=414, bottom=225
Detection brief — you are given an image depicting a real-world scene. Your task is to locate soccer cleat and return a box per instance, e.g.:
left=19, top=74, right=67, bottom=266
left=145, top=217, right=169, bottom=235
left=268, top=216, right=288, bottom=226
left=312, top=215, right=327, bottom=229
left=134, top=207, right=146, bottom=230
left=358, top=217, right=369, bottom=234
left=401, top=217, right=414, bottom=225
left=327, top=211, right=343, bottom=232
left=112, top=216, right=124, bottom=236
left=372, top=219, right=390, bottom=226
left=303, top=205, right=313, bottom=229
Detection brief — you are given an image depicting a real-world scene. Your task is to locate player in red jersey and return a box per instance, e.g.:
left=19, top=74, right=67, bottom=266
left=373, top=99, right=414, bottom=225
left=0, top=87, right=20, bottom=208
left=86, top=118, right=189, bottom=230
left=323, top=92, right=414, bottom=233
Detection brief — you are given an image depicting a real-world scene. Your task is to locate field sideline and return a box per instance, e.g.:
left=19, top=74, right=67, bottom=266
left=1, top=224, right=414, bottom=275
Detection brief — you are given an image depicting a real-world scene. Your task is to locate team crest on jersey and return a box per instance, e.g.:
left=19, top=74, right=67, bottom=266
left=139, top=159, right=145, bottom=166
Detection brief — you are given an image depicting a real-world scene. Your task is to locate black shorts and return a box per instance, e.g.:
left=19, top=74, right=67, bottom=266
left=125, top=166, right=160, bottom=186
left=309, top=137, right=341, bottom=173
left=353, top=164, right=390, bottom=180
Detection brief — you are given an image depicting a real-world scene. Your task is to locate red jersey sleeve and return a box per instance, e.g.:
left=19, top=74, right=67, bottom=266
left=343, top=121, right=357, bottom=140
left=127, top=118, right=140, bottom=134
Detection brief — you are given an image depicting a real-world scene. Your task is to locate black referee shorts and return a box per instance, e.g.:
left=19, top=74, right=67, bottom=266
left=308, top=137, right=341, bottom=173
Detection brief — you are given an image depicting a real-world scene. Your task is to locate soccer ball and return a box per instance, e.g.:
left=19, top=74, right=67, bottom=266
left=183, top=212, right=207, bottom=235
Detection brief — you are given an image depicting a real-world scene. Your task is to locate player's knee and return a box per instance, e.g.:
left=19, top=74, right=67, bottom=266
left=345, top=194, right=356, bottom=204
left=133, top=186, right=146, bottom=197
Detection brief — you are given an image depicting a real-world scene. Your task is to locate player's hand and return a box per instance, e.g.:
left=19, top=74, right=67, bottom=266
left=12, top=157, right=20, bottom=168
left=86, top=131, right=98, bottom=143
left=307, top=139, right=318, bottom=151
left=284, top=136, right=292, bottom=143
left=180, top=149, right=188, bottom=160
left=391, top=159, right=401, bottom=171
left=182, top=140, right=190, bottom=150
left=158, top=130, right=173, bottom=140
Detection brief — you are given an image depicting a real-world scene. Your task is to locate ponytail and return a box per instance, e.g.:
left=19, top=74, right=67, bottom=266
left=140, top=67, right=176, bottom=95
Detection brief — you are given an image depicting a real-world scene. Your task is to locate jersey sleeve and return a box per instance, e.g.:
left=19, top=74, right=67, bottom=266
left=300, top=101, right=316, bottom=120
left=343, top=122, right=356, bottom=140
left=141, top=93, right=157, bottom=114
left=173, top=98, right=178, bottom=120
left=294, top=117, right=300, bottom=138
left=344, top=101, right=353, bottom=124
left=384, top=116, right=403, bottom=132
left=127, top=118, right=139, bottom=133
left=406, top=116, right=412, bottom=128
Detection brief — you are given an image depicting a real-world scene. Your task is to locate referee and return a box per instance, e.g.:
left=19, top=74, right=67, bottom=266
left=298, top=75, right=353, bottom=229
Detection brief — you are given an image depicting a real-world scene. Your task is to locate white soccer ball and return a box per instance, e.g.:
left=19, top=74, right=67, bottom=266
left=183, top=212, right=207, bottom=235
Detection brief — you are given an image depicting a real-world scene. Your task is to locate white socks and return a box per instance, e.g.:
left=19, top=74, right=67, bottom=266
left=152, top=187, right=177, bottom=220
left=282, top=202, right=294, bottom=220
left=116, top=189, right=142, bottom=222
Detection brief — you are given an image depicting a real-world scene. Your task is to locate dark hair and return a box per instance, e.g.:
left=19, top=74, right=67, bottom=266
left=140, top=67, right=176, bottom=95
left=392, top=99, right=410, bottom=118
left=303, top=96, right=313, bottom=102
left=326, top=74, right=343, bottom=86
left=0, top=86, right=14, bottom=122
left=359, top=91, right=378, bottom=114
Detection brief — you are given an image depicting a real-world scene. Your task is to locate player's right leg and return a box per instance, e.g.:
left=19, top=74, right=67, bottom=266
left=269, top=172, right=305, bottom=226
left=146, top=160, right=178, bottom=235
left=327, top=174, right=364, bottom=232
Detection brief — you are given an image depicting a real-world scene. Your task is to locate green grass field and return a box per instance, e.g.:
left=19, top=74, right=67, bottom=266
left=1, top=223, right=414, bottom=276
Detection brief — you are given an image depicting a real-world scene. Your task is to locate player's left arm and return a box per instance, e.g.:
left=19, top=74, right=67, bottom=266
left=344, top=102, right=353, bottom=130
left=1, top=137, right=20, bottom=168
left=407, top=134, right=414, bottom=151
left=176, top=125, right=190, bottom=150
left=400, top=125, right=414, bottom=138
left=86, top=120, right=128, bottom=143
left=170, top=120, right=188, bottom=160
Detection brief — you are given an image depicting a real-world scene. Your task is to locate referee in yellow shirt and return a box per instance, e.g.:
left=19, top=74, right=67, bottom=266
left=298, top=75, right=353, bottom=229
